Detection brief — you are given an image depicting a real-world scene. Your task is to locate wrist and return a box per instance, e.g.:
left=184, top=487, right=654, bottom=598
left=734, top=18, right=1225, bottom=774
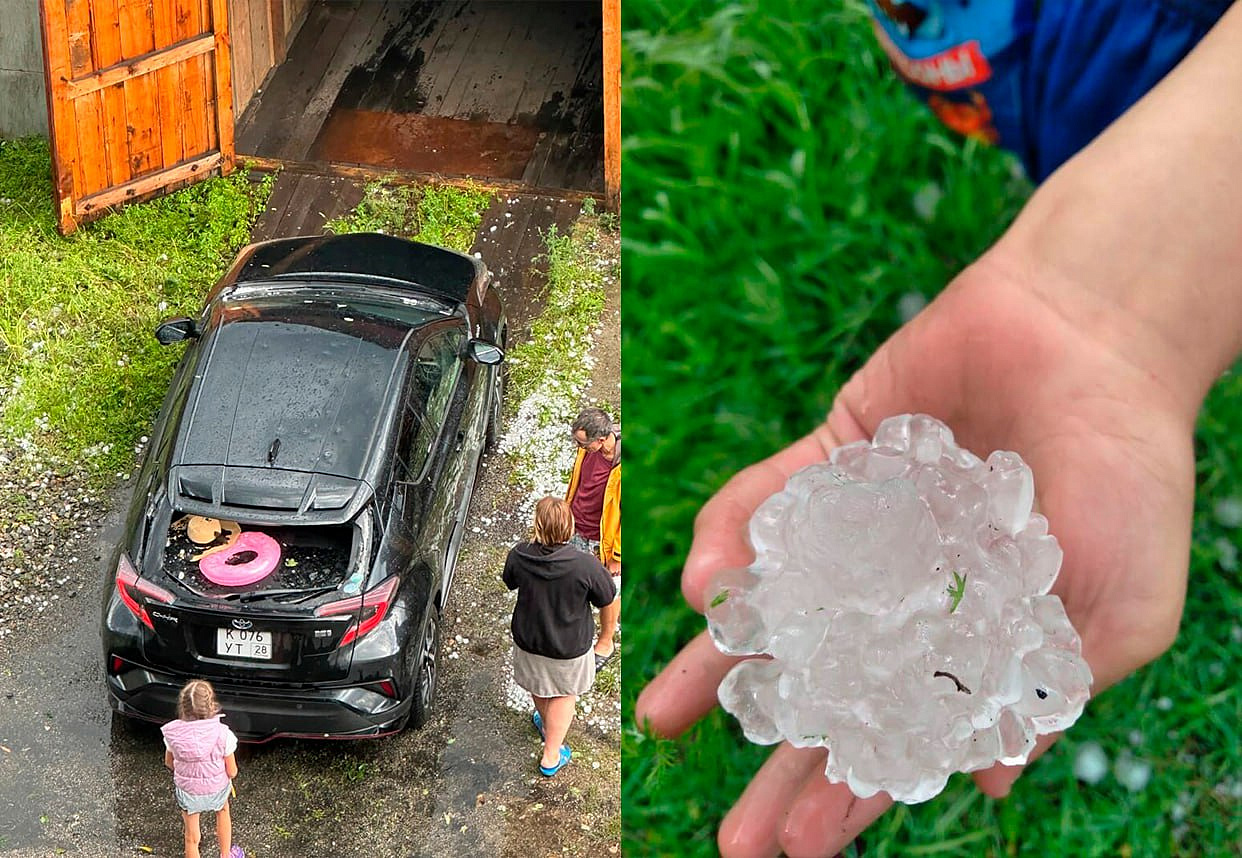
left=977, top=5, right=1242, bottom=414
left=965, top=241, right=1214, bottom=428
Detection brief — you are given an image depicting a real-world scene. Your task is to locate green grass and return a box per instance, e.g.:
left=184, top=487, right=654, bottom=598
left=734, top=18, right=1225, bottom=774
left=500, top=210, right=615, bottom=498
left=325, top=180, right=492, bottom=252
left=620, top=2, right=1241, bottom=857
left=0, top=137, right=274, bottom=483
left=506, top=214, right=612, bottom=413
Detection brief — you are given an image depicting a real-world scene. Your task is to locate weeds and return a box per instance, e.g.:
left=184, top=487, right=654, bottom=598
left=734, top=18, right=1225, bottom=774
left=325, top=180, right=491, bottom=252
left=592, top=663, right=620, bottom=697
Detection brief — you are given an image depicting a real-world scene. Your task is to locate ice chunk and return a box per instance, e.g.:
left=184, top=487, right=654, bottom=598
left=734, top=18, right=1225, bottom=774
left=981, top=451, right=1034, bottom=536
left=705, top=568, right=766, bottom=656
left=718, top=659, right=783, bottom=744
left=708, top=414, right=1091, bottom=804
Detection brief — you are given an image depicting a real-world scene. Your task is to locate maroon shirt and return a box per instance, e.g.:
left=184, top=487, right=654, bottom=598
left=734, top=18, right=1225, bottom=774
left=570, top=449, right=615, bottom=541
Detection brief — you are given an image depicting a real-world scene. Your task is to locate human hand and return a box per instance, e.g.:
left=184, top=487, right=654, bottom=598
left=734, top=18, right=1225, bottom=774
left=608, top=558, right=621, bottom=576
left=635, top=256, right=1198, bottom=858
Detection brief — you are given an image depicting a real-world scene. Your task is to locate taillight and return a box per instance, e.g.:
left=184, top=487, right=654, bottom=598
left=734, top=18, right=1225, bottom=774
left=115, top=553, right=174, bottom=630
left=315, top=576, right=399, bottom=647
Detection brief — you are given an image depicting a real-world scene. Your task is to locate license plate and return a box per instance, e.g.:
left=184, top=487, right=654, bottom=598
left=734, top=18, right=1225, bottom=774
left=217, top=628, right=272, bottom=660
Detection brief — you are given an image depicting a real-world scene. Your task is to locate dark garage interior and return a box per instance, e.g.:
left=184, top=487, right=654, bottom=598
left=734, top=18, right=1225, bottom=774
left=235, top=1, right=604, bottom=192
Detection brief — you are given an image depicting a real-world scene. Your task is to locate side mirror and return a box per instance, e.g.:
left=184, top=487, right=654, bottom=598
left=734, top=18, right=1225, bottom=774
left=465, top=339, right=503, bottom=365
left=154, top=317, right=198, bottom=345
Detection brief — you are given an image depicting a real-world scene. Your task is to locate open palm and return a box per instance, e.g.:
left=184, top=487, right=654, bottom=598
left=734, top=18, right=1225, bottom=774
left=636, top=263, right=1197, bottom=858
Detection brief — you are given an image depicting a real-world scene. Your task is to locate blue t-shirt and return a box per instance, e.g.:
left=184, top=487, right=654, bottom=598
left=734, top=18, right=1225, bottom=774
left=867, top=0, right=1235, bottom=180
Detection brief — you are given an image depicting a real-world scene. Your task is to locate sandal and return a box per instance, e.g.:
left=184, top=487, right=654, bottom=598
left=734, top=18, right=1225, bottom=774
left=594, top=647, right=616, bottom=671
left=229, top=847, right=245, bottom=858
left=539, top=745, right=572, bottom=777
left=532, top=709, right=545, bottom=741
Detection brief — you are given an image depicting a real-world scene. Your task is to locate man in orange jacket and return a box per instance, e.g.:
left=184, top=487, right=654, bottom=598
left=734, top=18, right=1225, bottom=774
left=566, top=407, right=621, bottom=669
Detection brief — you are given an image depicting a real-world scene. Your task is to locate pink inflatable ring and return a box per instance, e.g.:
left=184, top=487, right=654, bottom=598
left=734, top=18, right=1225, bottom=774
left=199, top=530, right=282, bottom=586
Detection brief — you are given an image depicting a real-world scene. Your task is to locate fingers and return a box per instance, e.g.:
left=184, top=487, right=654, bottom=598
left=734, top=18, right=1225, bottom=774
left=635, top=630, right=749, bottom=738
left=781, top=776, right=891, bottom=858
left=972, top=731, right=1062, bottom=798
left=683, top=425, right=842, bottom=612
left=718, top=744, right=828, bottom=858
left=718, top=743, right=890, bottom=858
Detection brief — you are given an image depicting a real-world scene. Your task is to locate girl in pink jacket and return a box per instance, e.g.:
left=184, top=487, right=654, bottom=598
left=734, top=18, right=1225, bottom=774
left=161, top=680, right=244, bottom=858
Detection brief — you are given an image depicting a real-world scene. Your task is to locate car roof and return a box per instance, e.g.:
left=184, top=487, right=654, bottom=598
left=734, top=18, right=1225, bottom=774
left=167, top=295, right=456, bottom=521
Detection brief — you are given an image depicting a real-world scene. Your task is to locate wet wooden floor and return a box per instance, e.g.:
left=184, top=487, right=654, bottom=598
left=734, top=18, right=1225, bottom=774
left=248, top=171, right=366, bottom=240
left=236, top=1, right=603, bottom=193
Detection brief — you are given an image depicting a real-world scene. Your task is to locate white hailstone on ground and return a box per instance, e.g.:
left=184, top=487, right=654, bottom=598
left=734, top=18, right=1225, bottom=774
left=1074, top=742, right=1109, bottom=785
left=706, top=414, right=1093, bottom=804
left=1170, top=791, right=1191, bottom=823
left=911, top=182, right=944, bottom=222
left=897, top=291, right=928, bottom=324
left=1212, top=496, right=1242, bottom=528
left=1113, top=751, right=1152, bottom=793
left=1213, top=537, right=1238, bottom=573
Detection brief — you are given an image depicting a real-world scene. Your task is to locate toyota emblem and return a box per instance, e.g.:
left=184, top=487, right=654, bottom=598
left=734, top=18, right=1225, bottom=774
left=232, top=618, right=253, bottom=630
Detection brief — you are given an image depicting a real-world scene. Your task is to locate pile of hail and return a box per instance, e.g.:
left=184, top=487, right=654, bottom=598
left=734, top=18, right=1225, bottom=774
left=705, top=414, right=1093, bottom=804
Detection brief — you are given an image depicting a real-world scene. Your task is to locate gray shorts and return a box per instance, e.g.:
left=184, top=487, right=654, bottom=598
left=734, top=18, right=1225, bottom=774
left=176, top=782, right=231, bottom=815
left=513, top=646, right=595, bottom=698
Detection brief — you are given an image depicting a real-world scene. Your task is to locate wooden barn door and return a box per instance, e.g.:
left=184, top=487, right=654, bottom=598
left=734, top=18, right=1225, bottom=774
left=39, top=0, right=235, bottom=234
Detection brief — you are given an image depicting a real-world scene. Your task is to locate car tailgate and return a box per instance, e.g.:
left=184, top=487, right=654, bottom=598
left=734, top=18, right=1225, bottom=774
left=141, top=602, right=357, bottom=683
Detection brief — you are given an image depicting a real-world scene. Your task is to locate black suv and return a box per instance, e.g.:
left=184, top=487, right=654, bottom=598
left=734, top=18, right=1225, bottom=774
left=103, top=233, right=506, bottom=740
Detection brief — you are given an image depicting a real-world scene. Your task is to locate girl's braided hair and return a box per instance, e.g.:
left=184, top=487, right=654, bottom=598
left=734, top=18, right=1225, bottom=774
left=177, top=679, right=221, bottom=721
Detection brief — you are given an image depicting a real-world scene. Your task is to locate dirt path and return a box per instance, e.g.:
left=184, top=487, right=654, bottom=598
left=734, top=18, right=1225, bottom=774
left=0, top=187, right=620, bottom=857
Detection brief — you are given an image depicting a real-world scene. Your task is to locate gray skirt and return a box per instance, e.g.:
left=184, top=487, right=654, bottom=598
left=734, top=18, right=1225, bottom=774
left=175, top=782, right=231, bottom=814
left=513, top=646, right=596, bottom=697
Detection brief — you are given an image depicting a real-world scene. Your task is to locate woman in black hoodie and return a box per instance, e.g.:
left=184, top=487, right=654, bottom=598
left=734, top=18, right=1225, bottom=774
left=504, top=496, right=617, bottom=776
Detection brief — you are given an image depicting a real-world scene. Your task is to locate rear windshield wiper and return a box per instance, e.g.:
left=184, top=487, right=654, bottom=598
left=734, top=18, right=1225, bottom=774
left=224, top=587, right=339, bottom=604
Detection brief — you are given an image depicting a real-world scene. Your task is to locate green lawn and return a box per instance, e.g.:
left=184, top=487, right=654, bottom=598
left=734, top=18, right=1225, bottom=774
left=620, top=2, right=1241, bottom=856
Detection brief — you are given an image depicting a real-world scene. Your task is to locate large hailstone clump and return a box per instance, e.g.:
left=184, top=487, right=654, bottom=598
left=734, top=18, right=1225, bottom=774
left=706, top=414, right=1092, bottom=804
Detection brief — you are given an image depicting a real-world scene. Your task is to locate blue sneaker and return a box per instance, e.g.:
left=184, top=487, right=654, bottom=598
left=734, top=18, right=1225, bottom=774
left=539, top=745, right=571, bottom=777
left=532, top=709, right=545, bottom=741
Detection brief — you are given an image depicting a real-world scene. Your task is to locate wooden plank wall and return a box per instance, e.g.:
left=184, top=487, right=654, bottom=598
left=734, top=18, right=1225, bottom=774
left=0, top=0, right=50, bottom=137
left=229, top=0, right=268, bottom=116
left=284, top=0, right=312, bottom=43
left=229, top=0, right=311, bottom=117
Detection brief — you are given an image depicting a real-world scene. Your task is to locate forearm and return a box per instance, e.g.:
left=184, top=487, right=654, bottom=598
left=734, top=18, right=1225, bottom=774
left=987, top=3, right=1242, bottom=417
